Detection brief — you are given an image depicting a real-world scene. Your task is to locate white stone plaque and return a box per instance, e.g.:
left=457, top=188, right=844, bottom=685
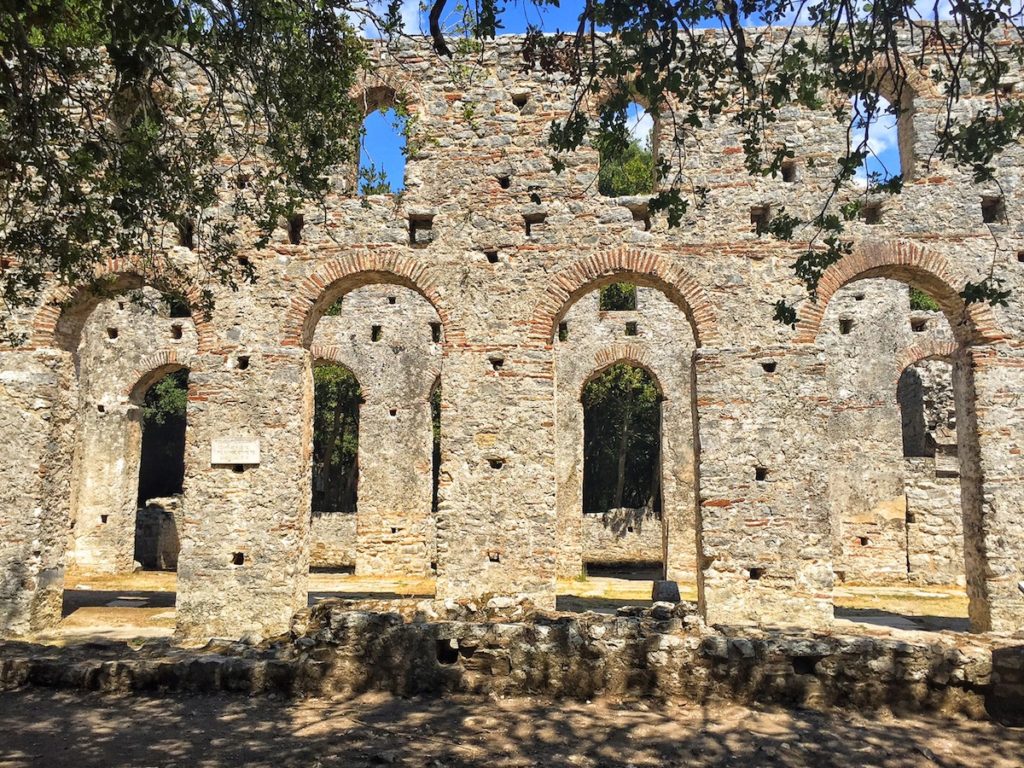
left=211, top=437, right=261, bottom=466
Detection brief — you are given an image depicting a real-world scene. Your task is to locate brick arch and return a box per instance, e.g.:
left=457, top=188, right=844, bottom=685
left=125, top=350, right=191, bottom=404
left=529, top=248, right=719, bottom=347
left=863, top=52, right=939, bottom=101
left=581, top=344, right=664, bottom=400
left=28, top=257, right=215, bottom=354
left=896, top=340, right=959, bottom=383
left=282, top=250, right=454, bottom=349
left=794, top=240, right=1005, bottom=346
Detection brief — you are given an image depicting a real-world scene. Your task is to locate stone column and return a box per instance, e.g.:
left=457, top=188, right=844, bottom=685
left=694, top=346, right=833, bottom=628
left=958, top=345, right=1024, bottom=633
left=68, top=404, right=143, bottom=573
left=434, top=345, right=557, bottom=608
left=554, top=385, right=584, bottom=579
left=175, top=347, right=312, bottom=642
left=662, top=391, right=698, bottom=583
left=355, top=394, right=434, bottom=575
left=0, top=349, right=76, bottom=636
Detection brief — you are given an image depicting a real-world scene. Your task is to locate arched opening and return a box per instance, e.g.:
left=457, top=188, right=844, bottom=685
left=582, top=363, right=662, bottom=516
left=36, top=284, right=199, bottom=636
left=598, top=100, right=656, bottom=197
left=306, top=281, right=443, bottom=586
left=358, top=89, right=407, bottom=195
left=133, top=368, right=188, bottom=572
left=581, top=362, right=663, bottom=580
left=850, top=78, right=915, bottom=186
left=312, top=362, right=362, bottom=515
left=820, top=277, right=971, bottom=630
left=551, top=275, right=699, bottom=610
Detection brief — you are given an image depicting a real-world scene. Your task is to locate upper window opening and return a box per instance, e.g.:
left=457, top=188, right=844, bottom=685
left=598, top=101, right=656, bottom=197
left=164, top=294, right=191, bottom=318
left=359, top=106, right=407, bottom=196
left=909, top=287, right=940, bottom=312
left=851, top=88, right=915, bottom=186
left=600, top=283, right=637, bottom=311
left=176, top=219, right=195, bottom=250
left=288, top=214, right=304, bottom=245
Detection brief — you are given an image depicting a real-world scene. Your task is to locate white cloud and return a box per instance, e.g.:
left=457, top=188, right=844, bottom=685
left=399, top=0, right=422, bottom=33
left=911, top=0, right=954, bottom=21
left=628, top=107, right=654, bottom=149
left=346, top=0, right=422, bottom=38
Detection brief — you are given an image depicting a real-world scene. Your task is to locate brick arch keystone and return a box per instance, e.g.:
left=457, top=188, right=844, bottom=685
left=528, top=248, right=719, bottom=347
left=28, top=256, right=216, bottom=354
left=794, top=240, right=1005, bottom=346
left=283, top=250, right=454, bottom=350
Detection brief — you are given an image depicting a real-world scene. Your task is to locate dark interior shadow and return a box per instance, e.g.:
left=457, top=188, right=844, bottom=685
left=308, top=591, right=431, bottom=605
left=584, top=562, right=661, bottom=580
left=555, top=595, right=652, bottom=614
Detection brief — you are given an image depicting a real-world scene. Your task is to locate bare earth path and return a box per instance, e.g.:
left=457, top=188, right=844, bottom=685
left=0, top=690, right=1020, bottom=768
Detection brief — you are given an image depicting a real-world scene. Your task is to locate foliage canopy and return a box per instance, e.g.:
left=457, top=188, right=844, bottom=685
left=312, top=363, right=362, bottom=514
left=2, top=0, right=1022, bottom=338
left=582, top=362, right=661, bottom=514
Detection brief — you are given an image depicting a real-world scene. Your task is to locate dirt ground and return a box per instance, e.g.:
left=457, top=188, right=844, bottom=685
left=48, top=571, right=973, bottom=645
left=0, top=689, right=1020, bottom=768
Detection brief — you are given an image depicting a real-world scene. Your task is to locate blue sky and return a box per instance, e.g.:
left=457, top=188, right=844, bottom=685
left=358, top=1, right=901, bottom=192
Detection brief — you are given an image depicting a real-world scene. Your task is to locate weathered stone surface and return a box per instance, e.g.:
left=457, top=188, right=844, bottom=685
left=0, top=608, right=1021, bottom=726
left=1, top=28, right=1024, bottom=640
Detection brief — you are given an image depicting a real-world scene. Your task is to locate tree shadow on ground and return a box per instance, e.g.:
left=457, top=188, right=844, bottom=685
left=834, top=606, right=970, bottom=632
left=0, top=688, right=1020, bottom=768
left=61, top=590, right=177, bottom=616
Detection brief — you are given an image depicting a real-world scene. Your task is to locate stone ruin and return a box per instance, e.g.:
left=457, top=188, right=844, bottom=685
left=1, top=28, right=1023, bottom=645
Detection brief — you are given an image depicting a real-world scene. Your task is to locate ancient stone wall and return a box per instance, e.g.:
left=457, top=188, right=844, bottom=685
left=134, top=497, right=184, bottom=571
left=2, top=26, right=1024, bottom=639
left=3, top=603, right=1022, bottom=727
left=69, top=290, right=198, bottom=574
left=820, top=278, right=958, bottom=584
left=555, top=286, right=697, bottom=580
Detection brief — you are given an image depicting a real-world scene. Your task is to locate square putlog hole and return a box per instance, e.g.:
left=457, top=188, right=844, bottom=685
left=981, top=196, right=1005, bottom=224
left=409, top=215, right=435, bottom=247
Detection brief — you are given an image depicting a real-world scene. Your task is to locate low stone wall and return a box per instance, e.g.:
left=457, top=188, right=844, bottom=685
left=905, top=458, right=965, bottom=586
left=1, top=602, right=1021, bottom=724
left=310, top=511, right=357, bottom=569
left=582, top=508, right=663, bottom=567
left=134, top=496, right=184, bottom=571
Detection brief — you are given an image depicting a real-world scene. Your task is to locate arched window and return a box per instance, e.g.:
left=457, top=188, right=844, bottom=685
left=134, top=367, right=188, bottom=572
left=358, top=107, right=406, bottom=195
left=582, top=362, right=661, bottom=514
left=137, top=369, right=189, bottom=504
left=312, top=363, right=362, bottom=513
left=598, top=100, right=656, bottom=197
